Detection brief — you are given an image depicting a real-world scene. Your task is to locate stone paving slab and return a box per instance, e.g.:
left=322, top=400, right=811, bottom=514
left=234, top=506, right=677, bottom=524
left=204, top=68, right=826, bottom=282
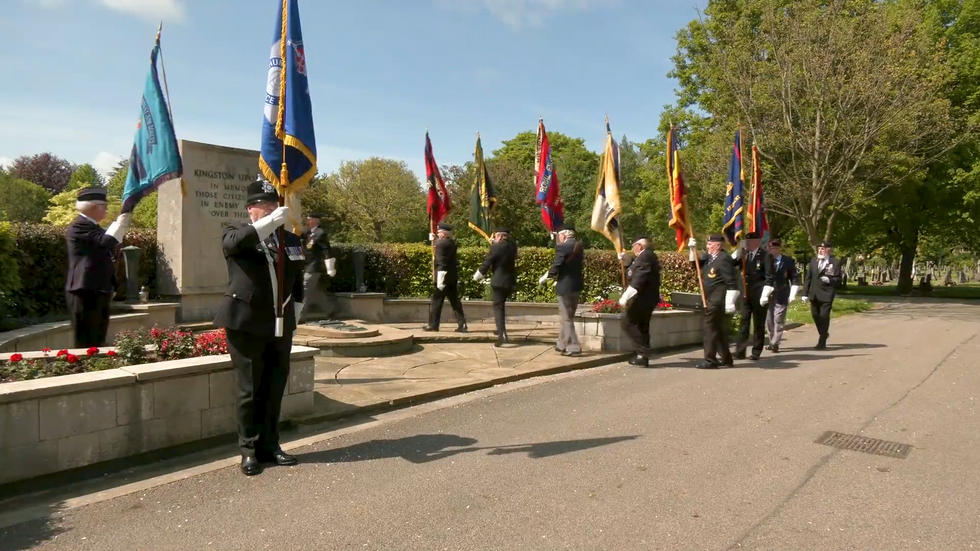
left=390, top=322, right=560, bottom=343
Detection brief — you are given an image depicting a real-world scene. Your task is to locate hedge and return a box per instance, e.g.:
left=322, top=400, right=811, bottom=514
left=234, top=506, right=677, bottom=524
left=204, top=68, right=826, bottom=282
left=1, top=224, right=700, bottom=320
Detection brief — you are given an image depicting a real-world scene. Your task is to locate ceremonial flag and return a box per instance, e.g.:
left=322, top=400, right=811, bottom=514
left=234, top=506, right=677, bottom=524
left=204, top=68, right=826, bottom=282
left=722, top=130, right=745, bottom=246
left=259, top=0, right=317, bottom=235
left=534, top=118, right=564, bottom=232
left=590, top=117, right=624, bottom=252
left=425, top=131, right=450, bottom=233
left=666, top=124, right=693, bottom=252
left=468, top=133, right=496, bottom=241
left=747, top=143, right=770, bottom=247
left=121, top=26, right=182, bottom=214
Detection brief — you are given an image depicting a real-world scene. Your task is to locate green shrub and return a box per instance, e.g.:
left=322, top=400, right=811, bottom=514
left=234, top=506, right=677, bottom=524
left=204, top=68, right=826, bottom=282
left=0, top=222, right=23, bottom=321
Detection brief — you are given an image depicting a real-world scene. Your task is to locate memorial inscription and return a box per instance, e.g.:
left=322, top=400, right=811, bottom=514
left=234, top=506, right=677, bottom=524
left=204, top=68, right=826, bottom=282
left=191, top=169, right=253, bottom=226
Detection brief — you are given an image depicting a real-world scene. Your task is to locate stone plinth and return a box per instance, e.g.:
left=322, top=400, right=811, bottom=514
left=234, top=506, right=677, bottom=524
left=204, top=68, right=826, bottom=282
left=156, top=140, right=260, bottom=323
left=574, top=310, right=703, bottom=353
left=0, top=345, right=318, bottom=486
left=295, top=322, right=380, bottom=339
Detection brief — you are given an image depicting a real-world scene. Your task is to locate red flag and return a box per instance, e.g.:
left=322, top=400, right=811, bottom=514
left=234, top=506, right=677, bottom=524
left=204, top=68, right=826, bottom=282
left=425, top=131, right=450, bottom=232
left=667, top=124, right=693, bottom=252
left=534, top=118, right=564, bottom=232
left=747, top=144, right=770, bottom=246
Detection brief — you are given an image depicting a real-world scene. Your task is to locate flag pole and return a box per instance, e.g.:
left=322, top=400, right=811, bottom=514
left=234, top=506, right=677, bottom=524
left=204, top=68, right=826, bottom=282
left=428, top=129, right=436, bottom=288
left=274, top=0, right=288, bottom=337
left=155, top=23, right=185, bottom=198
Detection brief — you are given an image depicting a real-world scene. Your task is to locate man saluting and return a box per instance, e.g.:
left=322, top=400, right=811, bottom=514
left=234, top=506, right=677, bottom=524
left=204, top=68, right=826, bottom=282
left=213, top=179, right=305, bottom=476
left=688, top=235, right=739, bottom=369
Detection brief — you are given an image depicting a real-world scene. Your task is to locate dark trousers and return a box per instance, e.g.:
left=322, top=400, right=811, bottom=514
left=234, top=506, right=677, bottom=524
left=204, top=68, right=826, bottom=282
left=66, top=290, right=110, bottom=348
left=226, top=329, right=292, bottom=456
left=430, top=284, right=465, bottom=328
left=621, top=303, right=654, bottom=358
left=492, top=287, right=512, bottom=335
left=703, top=304, right=733, bottom=364
left=736, top=296, right=767, bottom=357
left=810, top=299, right=833, bottom=339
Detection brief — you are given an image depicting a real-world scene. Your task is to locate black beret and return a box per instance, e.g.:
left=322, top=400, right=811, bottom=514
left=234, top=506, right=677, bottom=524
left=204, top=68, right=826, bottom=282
left=246, top=179, right=279, bottom=206
left=437, top=222, right=453, bottom=231
left=307, top=212, right=323, bottom=219
left=558, top=223, right=575, bottom=232
left=819, top=240, right=834, bottom=248
left=77, top=187, right=108, bottom=202
left=707, top=234, right=724, bottom=243
left=745, top=231, right=761, bottom=239
left=769, top=239, right=782, bottom=247
left=494, top=227, right=510, bottom=234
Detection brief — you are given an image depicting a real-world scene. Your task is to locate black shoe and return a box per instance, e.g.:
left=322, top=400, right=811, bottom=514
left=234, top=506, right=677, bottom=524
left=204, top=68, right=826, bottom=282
left=240, top=455, right=262, bottom=476
left=455, top=324, right=468, bottom=333
left=562, top=350, right=582, bottom=358
left=771, top=344, right=780, bottom=353
left=815, top=338, right=827, bottom=350
left=749, top=354, right=761, bottom=361
left=721, top=360, right=735, bottom=368
left=734, top=349, right=747, bottom=360
left=258, top=448, right=298, bottom=466
left=422, top=325, right=438, bottom=332
left=495, top=334, right=507, bottom=347
left=554, top=346, right=564, bottom=353
left=628, top=356, right=649, bottom=367
left=765, top=344, right=772, bottom=351
left=696, top=360, right=719, bottom=369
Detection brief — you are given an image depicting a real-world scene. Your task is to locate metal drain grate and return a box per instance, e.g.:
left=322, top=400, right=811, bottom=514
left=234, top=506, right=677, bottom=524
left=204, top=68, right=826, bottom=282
left=814, top=431, right=913, bottom=459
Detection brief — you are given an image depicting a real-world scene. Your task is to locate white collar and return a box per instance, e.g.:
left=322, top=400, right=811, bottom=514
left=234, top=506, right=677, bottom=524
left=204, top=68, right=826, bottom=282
left=78, top=212, right=98, bottom=225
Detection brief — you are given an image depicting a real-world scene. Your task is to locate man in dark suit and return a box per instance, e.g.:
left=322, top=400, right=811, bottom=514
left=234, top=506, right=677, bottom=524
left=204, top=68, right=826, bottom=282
left=64, top=187, right=132, bottom=348
left=617, top=237, right=662, bottom=367
left=539, top=224, right=584, bottom=356
left=299, top=212, right=336, bottom=322
left=731, top=231, right=775, bottom=360
left=802, top=240, right=842, bottom=350
left=765, top=239, right=801, bottom=353
left=689, top=235, right=739, bottom=369
left=424, top=222, right=467, bottom=333
left=474, top=228, right=517, bottom=347
left=213, top=179, right=305, bottom=476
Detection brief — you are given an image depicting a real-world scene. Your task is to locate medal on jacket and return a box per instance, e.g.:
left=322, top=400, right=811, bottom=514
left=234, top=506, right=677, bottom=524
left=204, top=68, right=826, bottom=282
left=306, top=236, right=314, bottom=250
left=708, top=267, right=717, bottom=279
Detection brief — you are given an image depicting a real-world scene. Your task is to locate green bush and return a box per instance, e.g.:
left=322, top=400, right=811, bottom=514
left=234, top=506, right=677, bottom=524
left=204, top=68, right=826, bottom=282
left=0, top=222, right=23, bottom=321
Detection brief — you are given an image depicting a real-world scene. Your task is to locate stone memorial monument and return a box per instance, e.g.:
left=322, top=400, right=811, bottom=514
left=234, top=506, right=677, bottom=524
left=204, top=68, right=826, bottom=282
left=156, top=140, right=262, bottom=322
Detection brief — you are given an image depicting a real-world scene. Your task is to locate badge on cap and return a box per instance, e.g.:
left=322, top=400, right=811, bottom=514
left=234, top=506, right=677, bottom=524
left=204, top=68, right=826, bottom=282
left=262, top=181, right=276, bottom=195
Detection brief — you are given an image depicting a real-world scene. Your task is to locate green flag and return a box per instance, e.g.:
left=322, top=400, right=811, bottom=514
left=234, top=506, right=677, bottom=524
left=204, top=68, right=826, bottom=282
left=468, top=133, right=497, bottom=241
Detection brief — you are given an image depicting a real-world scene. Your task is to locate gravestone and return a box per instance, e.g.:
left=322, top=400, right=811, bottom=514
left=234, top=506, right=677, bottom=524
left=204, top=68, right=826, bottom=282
left=156, top=140, right=262, bottom=322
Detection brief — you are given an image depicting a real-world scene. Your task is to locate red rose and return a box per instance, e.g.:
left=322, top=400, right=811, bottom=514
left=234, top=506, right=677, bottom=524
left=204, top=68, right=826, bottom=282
left=65, top=354, right=79, bottom=364
left=107, top=350, right=118, bottom=357
left=42, top=348, right=51, bottom=353
left=9, top=353, right=23, bottom=362
left=87, top=347, right=99, bottom=356
left=56, top=349, right=68, bottom=357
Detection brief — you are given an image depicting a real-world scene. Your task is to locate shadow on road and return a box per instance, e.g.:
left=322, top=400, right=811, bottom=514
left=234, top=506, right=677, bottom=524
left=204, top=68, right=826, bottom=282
left=0, top=501, right=67, bottom=551
left=300, top=434, right=639, bottom=464
left=654, top=352, right=869, bottom=370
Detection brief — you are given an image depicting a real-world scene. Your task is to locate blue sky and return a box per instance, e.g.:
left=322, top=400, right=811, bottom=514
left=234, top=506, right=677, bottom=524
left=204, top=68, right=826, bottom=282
left=0, top=0, right=700, bottom=180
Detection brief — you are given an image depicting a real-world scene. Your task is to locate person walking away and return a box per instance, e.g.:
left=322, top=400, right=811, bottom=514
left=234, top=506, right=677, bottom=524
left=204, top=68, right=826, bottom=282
left=688, top=235, right=738, bottom=369
left=474, top=228, right=517, bottom=347
left=424, top=222, right=467, bottom=333
left=539, top=224, right=584, bottom=356
left=617, top=237, right=663, bottom=367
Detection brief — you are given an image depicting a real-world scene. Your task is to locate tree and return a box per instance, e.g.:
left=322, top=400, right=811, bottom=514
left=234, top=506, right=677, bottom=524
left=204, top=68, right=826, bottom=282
left=102, top=162, right=156, bottom=228
left=327, top=157, right=428, bottom=243
left=67, top=163, right=105, bottom=191
left=0, top=173, right=50, bottom=223
left=9, top=153, right=75, bottom=194
left=299, top=174, right=349, bottom=242
left=671, top=0, right=956, bottom=248
left=106, top=159, right=129, bottom=197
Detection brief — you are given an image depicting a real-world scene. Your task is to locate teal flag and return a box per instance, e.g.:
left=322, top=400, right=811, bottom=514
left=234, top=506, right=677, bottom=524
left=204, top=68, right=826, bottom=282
left=122, top=29, right=182, bottom=214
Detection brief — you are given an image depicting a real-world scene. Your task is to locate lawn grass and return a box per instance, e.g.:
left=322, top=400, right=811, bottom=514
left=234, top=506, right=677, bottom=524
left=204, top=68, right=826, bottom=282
left=784, top=298, right=873, bottom=326
left=837, top=283, right=980, bottom=300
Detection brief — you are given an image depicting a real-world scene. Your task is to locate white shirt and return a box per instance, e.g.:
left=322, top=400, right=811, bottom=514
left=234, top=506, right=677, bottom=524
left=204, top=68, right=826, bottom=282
left=78, top=212, right=98, bottom=225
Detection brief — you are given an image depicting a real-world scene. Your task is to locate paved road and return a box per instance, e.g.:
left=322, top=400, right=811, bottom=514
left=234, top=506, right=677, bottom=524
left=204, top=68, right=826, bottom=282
left=3, top=302, right=980, bottom=550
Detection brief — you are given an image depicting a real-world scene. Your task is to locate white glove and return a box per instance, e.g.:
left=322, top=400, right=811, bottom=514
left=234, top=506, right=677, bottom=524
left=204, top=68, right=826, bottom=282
left=725, top=290, right=739, bottom=314
left=294, top=302, right=304, bottom=321
left=789, top=285, right=800, bottom=303
left=617, top=252, right=626, bottom=260
left=473, top=270, right=484, bottom=282
left=688, top=238, right=697, bottom=248
left=428, top=232, right=436, bottom=242
left=105, top=213, right=132, bottom=242
left=801, top=296, right=809, bottom=304
left=325, top=257, right=336, bottom=277
left=550, top=232, right=555, bottom=241
left=760, top=285, right=774, bottom=306
left=732, top=246, right=742, bottom=261
left=538, top=272, right=550, bottom=286
left=252, top=206, right=289, bottom=241
left=619, top=286, right=639, bottom=306
left=820, top=276, right=830, bottom=284
left=689, top=248, right=696, bottom=262
left=437, top=271, right=447, bottom=290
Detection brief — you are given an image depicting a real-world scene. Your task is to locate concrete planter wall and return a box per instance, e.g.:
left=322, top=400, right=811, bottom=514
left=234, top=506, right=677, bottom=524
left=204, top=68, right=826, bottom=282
left=0, top=345, right=318, bottom=486
left=574, top=310, right=703, bottom=352
left=334, top=293, right=564, bottom=324
left=0, top=303, right=179, bottom=354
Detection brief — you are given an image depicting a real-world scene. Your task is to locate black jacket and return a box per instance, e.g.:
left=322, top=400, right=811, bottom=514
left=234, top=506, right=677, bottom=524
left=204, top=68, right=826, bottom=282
left=695, top=250, right=737, bottom=308
left=300, top=225, right=333, bottom=274
left=770, top=254, right=802, bottom=305
left=213, top=223, right=305, bottom=336
left=434, top=237, right=460, bottom=287
left=547, top=238, right=584, bottom=296
left=803, top=255, right=842, bottom=303
left=625, top=248, right=661, bottom=310
left=738, top=247, right=775, bottom=302
left=479, top=239, right=518, bottom=290
left=65, top=215, right=119, bottom=294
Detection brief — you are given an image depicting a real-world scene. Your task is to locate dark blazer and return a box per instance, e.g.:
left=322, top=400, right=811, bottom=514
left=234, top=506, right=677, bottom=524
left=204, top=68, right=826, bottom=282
left=65, top=215, right=119, bottom=294
left=738, top=247, right=775, bottom=301
left=300, top=226, right=332, bottom=274
left=434, top=237, right=460, bottom=287
left=803, top=255, right=842, bottom=303
left=213, top=223, right=305, bottom=336
left=625, top=248, right=661, bottom=310
left=695, top=250, right=737, bottom=308
left=770, top=254, right=802, bottom=305
left=547, top=237, right=584, bottom=296
left=479, top=239, right=518, bottom=290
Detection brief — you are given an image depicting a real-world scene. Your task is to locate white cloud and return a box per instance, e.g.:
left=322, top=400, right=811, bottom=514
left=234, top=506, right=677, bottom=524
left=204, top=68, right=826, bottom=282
left=438, top=0, right=611, bottom=29
left=99, top=0, right=186, bottom=22
left=20, top=0, right=70, bottom=8
left=92, top=151, right=124, bottom=178
left=0, top=156, right=13, bottom=169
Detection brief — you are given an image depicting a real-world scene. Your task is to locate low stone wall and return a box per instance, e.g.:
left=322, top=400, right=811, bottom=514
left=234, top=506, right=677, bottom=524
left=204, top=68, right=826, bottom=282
left=0, top=303, right=179, bottom=353
left=0, top=345, right=318, bottom=486
left=334, top=293, right=562, bottom=324
left=575, top=310, right=703, bottom=352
